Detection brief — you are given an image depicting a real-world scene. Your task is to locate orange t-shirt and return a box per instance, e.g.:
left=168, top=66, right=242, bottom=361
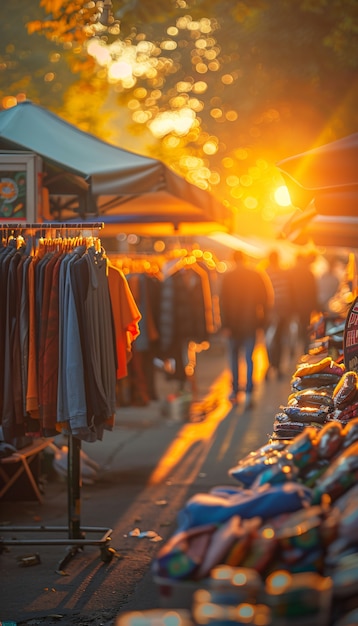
left=107, top=263, right=141, bottom=380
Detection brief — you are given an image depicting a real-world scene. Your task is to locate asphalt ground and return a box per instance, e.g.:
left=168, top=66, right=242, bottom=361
left=0, top=334, right=296, bottom=626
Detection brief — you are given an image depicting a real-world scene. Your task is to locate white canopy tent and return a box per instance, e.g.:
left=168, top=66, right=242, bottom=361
left=0, top=101, right=231, bottom=232
left=277, top=132, right=358, bottom=216
left=277, top=132, right=358, bottom=249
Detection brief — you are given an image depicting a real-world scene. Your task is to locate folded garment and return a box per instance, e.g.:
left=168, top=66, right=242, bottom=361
left=316, top=420, right=344, bottom=459
left=288, top=388, right=334, bottom=409
left=342, top=418, right=358, bottom=448
left=313, top=441, right=358, bottom=505
left=152, top=522, right=217, bottom=579
left=229, top=449, right=287, bottom=489
left=333, top=371, right=358, bottom=409
left=291, top=371, right=342, bottom=390
left=195, top=515, right=261, bottom=579
left=283, top=405, right=330, bottom=424
left=176, top=482, right=313, bottom=532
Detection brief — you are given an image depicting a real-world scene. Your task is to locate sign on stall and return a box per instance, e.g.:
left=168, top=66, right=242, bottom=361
left=0, top=151, right=42, bottom=223
left=344, top=296, right=358, bottom=372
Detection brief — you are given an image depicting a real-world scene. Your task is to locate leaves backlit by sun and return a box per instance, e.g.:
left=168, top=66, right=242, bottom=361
left=6, top=0, right=350, bottom=237
left=85, top=13, right=221, bottom=144
left=84, top=11, right=238, bottom=194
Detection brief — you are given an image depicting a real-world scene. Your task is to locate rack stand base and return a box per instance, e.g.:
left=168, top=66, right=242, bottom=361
left=0, top=525, right=114, bottom=571
left=0, top=434, right=114, bottom=571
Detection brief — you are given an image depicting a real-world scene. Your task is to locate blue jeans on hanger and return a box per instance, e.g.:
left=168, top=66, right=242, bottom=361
left=228, top=334, right=256, bottom=394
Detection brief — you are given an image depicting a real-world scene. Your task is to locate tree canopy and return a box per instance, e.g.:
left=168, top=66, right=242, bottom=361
left=0, top=0, right=357, bottom=236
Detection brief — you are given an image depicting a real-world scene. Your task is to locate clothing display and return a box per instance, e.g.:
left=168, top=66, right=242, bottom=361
left=0, top=227, right=141, bottom=444
left=112, top=250, right=221, bottom=402
left=126, top=271, right=161, bottom=404
left=107, top=262, right=142, bottom=380
left=0, top=222, right=142, bottom=566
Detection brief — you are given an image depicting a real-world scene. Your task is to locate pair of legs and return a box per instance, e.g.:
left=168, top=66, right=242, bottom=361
left=266, top=316, right=289, bottom=377
left=227, top=334, right=256, bottom=396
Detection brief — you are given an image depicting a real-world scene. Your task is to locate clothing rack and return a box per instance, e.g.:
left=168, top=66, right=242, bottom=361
left=0, top=222, right=114, bottom=570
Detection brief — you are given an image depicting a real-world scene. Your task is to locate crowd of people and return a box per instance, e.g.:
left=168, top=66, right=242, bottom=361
left=219, top=248, right=346, bottom=407
left=115, top=246, right=347, bottom=411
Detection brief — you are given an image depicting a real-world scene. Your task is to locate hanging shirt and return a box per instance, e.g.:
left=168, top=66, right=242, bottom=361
left=70, top=247, right=118, bottom=440
left=57, top=249, right=90, bottom=439
left=108, top=263, right=141, bottom=379
left=26, top=255, right=40, bottom=418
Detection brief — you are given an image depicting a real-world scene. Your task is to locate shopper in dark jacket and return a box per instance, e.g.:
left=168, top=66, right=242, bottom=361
left=219, top=250, right=273, bottom=408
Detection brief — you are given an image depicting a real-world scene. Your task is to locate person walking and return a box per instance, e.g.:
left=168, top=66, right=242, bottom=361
left=264, top=249, right=294, bottom=380
left=290, top=252, right=319, bottom=355
left=219, top=250, right=273, bottom=408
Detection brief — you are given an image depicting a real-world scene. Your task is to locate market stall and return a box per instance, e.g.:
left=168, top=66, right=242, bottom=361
left=0, top=100, right=231, bottom=233
left=116, top=135, right=358, bottom=626
left=114, top=290, right=358, bottom=626
left=0, top=220, right=143, bottom=569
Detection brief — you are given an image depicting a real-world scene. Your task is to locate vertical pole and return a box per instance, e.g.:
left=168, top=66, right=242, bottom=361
left=68, top=434, right=82, bottom=540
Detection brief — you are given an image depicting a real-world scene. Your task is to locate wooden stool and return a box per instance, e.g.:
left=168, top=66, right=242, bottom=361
left=0, top=438, right=52, bottom=503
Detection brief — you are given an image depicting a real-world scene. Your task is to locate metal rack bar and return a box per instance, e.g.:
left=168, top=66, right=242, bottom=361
left=0, top=222, right=105, bottom=229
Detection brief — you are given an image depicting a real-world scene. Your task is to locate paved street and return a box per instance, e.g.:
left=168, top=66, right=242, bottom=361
left=0, top=335, right=295, bottom=625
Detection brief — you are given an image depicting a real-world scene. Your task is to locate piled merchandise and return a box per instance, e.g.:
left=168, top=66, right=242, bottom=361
left=271, top=311, right=347, bottom=441
left=117, top=312, right=358, bottom=625
left=271, top=355, right=345, bottom=440
left=146, top=359, right=358, bottom=624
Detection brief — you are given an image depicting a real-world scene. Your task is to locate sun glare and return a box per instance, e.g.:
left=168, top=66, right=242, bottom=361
left=108, top=60, right=132, bottom=80
left=274, top=185, right=291, bottom=207
left=83, top=10, right=293, bottom=235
